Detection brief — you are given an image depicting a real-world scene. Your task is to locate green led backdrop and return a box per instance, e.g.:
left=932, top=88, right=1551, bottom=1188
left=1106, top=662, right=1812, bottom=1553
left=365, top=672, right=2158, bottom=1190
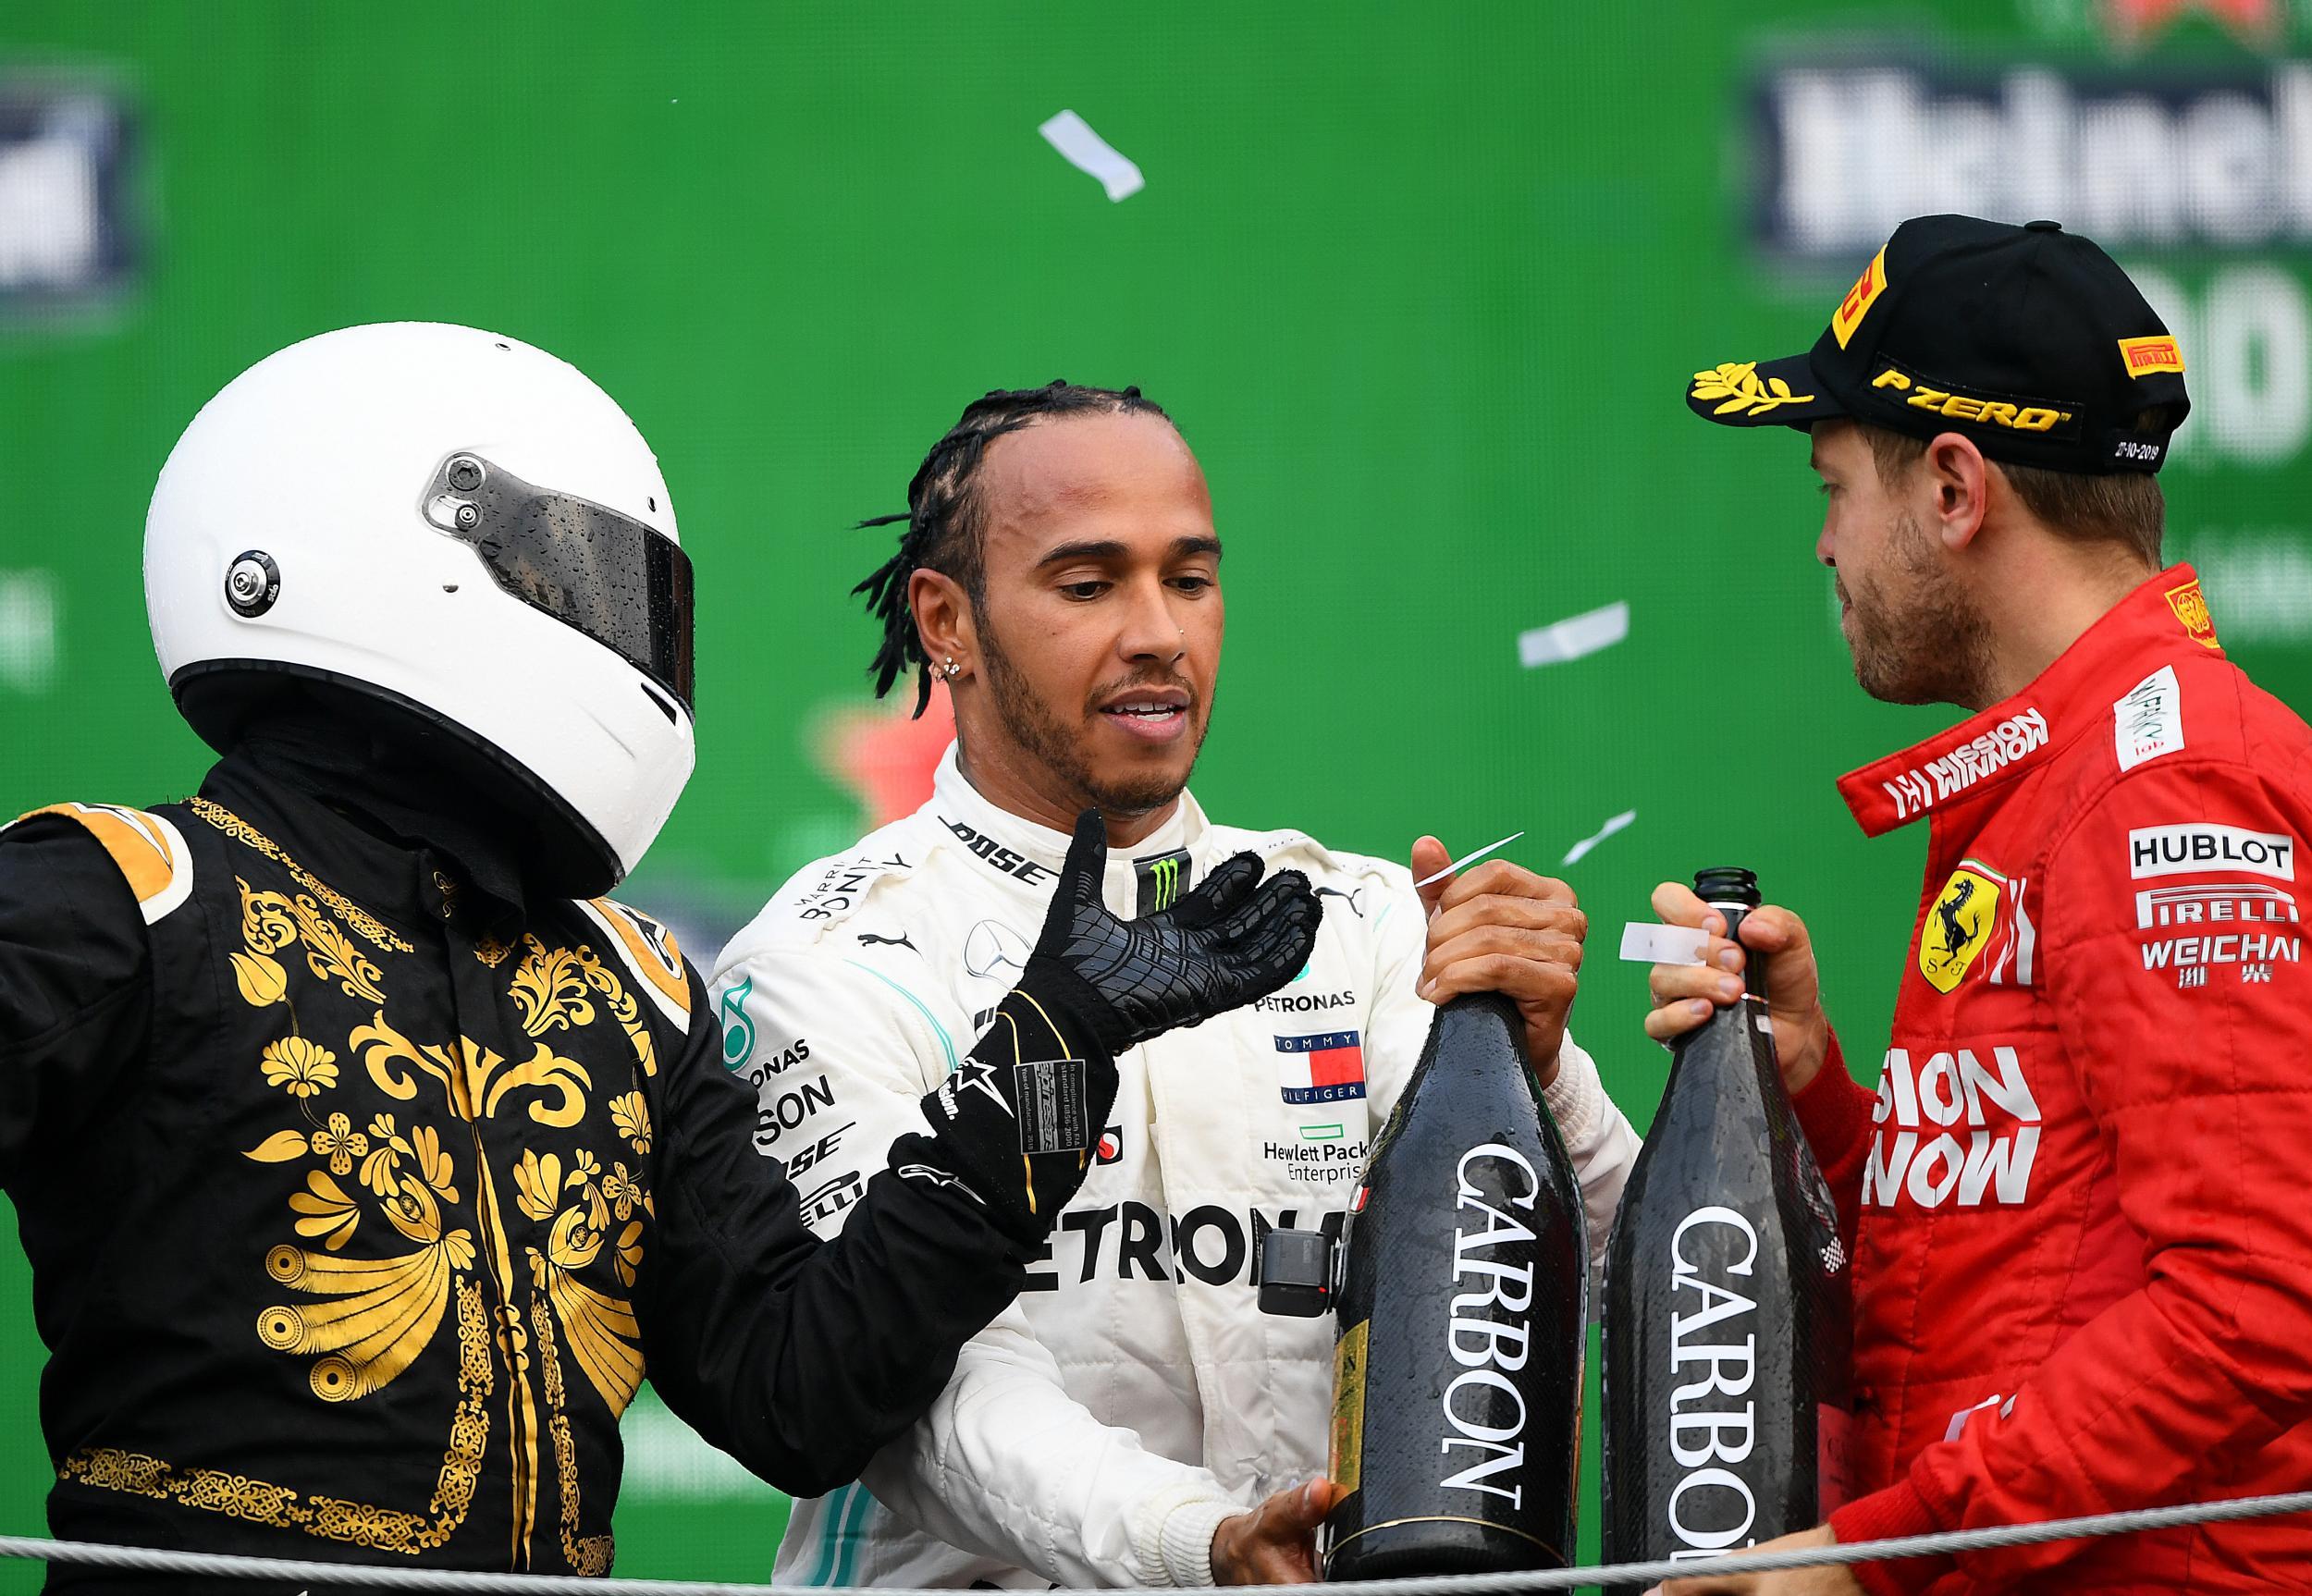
left=2, top=1, right=2309, bottom=1584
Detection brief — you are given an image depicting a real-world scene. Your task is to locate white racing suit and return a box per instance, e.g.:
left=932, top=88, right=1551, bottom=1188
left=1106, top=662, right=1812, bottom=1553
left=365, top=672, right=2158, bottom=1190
left=710, top=749, right=1641, bottom=1588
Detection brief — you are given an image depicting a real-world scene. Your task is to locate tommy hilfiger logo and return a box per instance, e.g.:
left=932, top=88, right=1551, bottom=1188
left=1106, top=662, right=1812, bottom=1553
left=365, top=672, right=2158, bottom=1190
left=1276, top=1031, right=1365, bottom=1105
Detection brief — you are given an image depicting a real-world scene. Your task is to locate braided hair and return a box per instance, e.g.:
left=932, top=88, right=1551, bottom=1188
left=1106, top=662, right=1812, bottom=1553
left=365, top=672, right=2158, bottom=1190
left=856, top=380, right=1174, bottom=716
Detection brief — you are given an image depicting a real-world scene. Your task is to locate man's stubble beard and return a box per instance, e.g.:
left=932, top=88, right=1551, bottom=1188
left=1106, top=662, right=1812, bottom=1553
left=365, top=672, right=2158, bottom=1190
left=1845, top=509, right=1994, bottom=709
left=975, top=604, right=1213, bottom=816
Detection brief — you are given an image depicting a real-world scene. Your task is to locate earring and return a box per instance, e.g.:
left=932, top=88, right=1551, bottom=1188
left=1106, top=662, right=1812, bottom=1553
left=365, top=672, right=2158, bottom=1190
left=941, top=657, right=962, bottom=680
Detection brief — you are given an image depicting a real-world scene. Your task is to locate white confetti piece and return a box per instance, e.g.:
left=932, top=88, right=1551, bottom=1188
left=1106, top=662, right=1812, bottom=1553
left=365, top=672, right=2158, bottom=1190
left=1414, top=830, right=1526, bottom=889
left=1039, top=110, right=1144, bottom=202
left=1518, top=600, right=1629, bottom=669
left=1561, top=807, right=1637, bottom=866
left=1620, top=922, right=1709, bottom=966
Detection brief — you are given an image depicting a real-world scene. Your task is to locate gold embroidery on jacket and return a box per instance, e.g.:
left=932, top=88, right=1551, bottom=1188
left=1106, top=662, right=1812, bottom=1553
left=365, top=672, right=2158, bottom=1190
left=59, top=1280, right=495, bottom=1554
left=533, top=1297, right=614, bottom=1575
left=511, top=936, right=658, bottom=1079
left=235, top=875, right=387, bottom=1005
left=190, top=797, right=412, bottom=954
left=189, top=807, right=652, bottom=1569
left=349, top=1013, right=593, bottom=1130
left=522, top=1148, right=646, bottom=1414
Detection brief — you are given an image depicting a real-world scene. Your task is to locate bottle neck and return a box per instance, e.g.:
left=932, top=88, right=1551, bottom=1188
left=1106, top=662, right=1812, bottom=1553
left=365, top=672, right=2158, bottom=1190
left=1707, top=898, right=1766, bottom=1005
left=1420, top=992, right=1531, bottom=1085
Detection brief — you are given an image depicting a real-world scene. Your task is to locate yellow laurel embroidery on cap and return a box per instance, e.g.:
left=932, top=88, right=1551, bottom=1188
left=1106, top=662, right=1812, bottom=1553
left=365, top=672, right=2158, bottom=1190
left=1830, top=245, right=1888, bottom=349
left=1691, top=362, right=1817, bottom=418
left=2120, top=334, right=2186, bottom=376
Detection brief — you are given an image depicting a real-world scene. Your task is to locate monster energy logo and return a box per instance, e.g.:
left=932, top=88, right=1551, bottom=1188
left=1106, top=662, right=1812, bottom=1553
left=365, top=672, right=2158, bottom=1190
left=719, top=976, right=755, bottom=1070
left=1136, top=850, right=1192, bottom=916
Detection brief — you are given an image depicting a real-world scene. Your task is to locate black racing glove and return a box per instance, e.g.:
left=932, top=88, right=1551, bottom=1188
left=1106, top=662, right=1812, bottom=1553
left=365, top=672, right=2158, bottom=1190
left=896, top=809, right=1322, bottom=1241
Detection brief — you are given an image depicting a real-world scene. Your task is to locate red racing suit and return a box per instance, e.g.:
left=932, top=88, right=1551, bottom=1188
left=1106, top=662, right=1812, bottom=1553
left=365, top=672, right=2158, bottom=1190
left=1795, top=566, right=2312, bottom=1593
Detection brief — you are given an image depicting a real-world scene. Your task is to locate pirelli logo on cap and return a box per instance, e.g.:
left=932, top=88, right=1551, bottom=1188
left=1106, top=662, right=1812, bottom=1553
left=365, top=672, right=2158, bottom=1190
left=1868, top=362, right=2076, bottom=435
left=2119, top=335, right=2186, bottom=377
left=1830, top=246, right=1888, bottom=350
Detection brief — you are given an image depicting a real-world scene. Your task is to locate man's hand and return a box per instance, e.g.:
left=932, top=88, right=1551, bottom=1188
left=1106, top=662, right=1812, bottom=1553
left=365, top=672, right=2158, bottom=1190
left=1211, top=1479, right=1340, bottom=1585
left=1651, top=1525, right=1862, bottom=1595
left=1642, top=880, right=1832, bottom=1096
left=1411, top=837, right=1584, bottom=1087
left=1032, top=810, right=1322, bottom=1051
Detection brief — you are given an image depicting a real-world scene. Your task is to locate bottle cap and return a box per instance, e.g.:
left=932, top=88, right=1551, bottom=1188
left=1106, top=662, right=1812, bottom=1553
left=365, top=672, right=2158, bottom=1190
left=1693, top=866, right=1761, bottom=907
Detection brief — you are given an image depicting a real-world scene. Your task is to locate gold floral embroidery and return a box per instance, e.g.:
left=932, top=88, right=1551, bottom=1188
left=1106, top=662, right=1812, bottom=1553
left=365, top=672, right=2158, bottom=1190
left=230, top=948, right=289, bottom=1007
left=533, top=1298, right=614, bottom=1575
left=474, top=935, right=513, bottom=968
left=358, top=1113, right=406, bottom=1195
left=505, top=941, right=658, bottom=1079
left=511, top=938, right=597, bottom=1037
left=310, top=1112, right=368, bottom=1176
left=513, top=1149, right=565, bottom=1223
left=285, top=1169, right=363, bottom=1251
left=236, top=877, right=387, bottom=1006
left=263, top=1158, right=473, bottom=1395
left=59, top=1279, right=494, bottom=1555
left=601, top=1161, right=644, bottom=1223
left=350, top=1013, right=592, bottom=1129
left=523, top=1151, right=646, bottom=1413
left=261, top=1037, right=339, bottom=1098
left=191, top=797, right=412, bottom=954
left=609, top=1092, right=650, bottom=1156
left=1690, top=360, right=1816, bottom=419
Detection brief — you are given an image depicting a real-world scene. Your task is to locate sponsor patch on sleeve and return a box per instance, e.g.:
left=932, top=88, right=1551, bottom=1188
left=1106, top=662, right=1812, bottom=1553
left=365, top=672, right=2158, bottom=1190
left=2129, top=823, right=2296, bottom=880
left=2113, top=665, right=2184, bottom=773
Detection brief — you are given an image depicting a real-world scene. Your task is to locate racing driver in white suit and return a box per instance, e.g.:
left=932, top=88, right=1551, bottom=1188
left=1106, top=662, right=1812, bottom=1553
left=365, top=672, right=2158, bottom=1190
left=713, top=383, right=1642, bottom=1588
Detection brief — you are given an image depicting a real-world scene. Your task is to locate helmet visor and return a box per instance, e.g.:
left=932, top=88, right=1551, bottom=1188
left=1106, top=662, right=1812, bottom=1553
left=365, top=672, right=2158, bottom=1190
left=423, top=451, right=695, bottom=713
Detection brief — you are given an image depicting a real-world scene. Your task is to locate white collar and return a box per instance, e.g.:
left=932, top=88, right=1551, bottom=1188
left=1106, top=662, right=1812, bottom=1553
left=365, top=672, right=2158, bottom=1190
left=927, top=743, right=1211, bottom=912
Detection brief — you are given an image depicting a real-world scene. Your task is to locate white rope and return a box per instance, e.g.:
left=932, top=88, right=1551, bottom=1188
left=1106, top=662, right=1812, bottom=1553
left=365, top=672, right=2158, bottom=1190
left=4, top=1487, right=2309, bottom=1591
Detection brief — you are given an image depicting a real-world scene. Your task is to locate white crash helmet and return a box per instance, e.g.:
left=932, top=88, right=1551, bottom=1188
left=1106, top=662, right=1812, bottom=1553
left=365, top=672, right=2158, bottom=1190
left=145, top=323, right=695, bottom=893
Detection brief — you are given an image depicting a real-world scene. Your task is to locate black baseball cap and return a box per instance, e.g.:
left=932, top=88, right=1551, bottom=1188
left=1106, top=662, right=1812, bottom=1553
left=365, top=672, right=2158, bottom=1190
left=1686, top=214, right=2190, bottom=473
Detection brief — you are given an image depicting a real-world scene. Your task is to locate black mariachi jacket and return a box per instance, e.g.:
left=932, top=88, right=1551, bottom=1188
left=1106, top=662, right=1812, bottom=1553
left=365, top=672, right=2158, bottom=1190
left=0, top=743, right=1025, bottom=1588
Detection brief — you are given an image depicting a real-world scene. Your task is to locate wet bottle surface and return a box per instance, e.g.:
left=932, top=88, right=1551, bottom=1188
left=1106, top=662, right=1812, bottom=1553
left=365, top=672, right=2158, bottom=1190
left=1318, top=993, right=1587, bottom=1579
left=1601, top=867, right=1853, bottom=1577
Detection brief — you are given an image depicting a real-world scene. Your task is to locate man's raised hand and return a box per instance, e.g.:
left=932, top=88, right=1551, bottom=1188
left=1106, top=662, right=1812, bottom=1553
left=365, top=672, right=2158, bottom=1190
left=1642, top=881, right=1832, bottom=1095
left=1032, top=810, right=1322, bottom=1052
left=1411, top=835, right=1586, bottom=1086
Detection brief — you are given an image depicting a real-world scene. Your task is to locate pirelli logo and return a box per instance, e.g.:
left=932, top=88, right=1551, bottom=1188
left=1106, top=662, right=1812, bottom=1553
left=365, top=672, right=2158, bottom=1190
left=2119, top=335, right=2185, bottom=377
left=1869, top=363, right=2074, bottom=435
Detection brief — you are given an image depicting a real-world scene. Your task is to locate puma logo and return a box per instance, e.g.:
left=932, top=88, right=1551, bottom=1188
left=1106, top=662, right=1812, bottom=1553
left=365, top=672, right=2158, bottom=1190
left=857, top=930, right=918, bottom=952
left=1316, top=887, right=1365, bottom=919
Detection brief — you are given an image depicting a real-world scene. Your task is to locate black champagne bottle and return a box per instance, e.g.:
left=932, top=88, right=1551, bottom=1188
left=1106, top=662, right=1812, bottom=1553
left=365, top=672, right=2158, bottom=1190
left=1318, top=993, right=1587, bottom=1578
left=1601, top=867, right=1853, bottom=1571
